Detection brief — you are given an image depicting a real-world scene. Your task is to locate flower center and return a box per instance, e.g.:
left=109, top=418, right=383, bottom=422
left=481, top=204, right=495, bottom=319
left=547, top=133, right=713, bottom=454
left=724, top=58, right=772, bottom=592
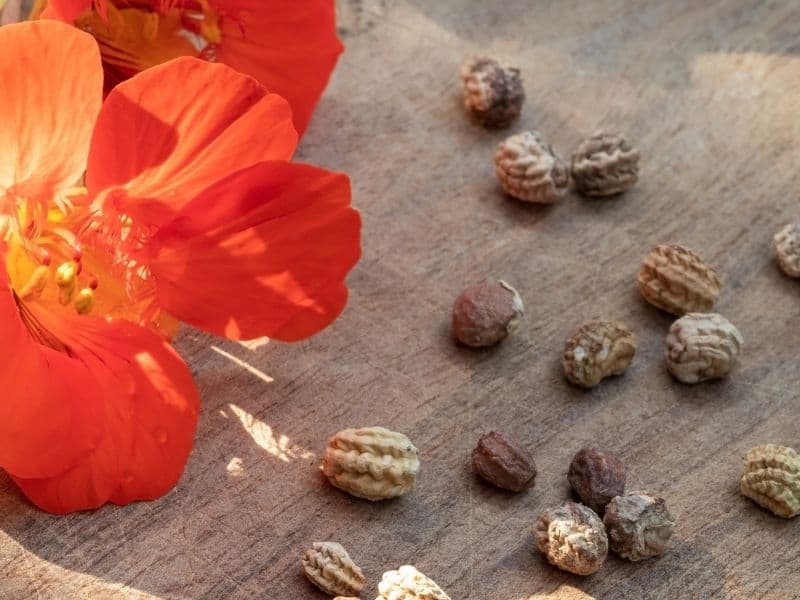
left=3, top=188, right=99, bottom=317
left=75, top=0, right=222, bottom=86
left=3, top=186, right=179, bottom=340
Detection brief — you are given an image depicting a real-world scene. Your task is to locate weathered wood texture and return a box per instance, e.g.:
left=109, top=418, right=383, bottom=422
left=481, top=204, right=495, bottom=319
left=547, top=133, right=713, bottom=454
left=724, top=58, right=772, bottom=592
left=2, top=1, right=800, bottom=598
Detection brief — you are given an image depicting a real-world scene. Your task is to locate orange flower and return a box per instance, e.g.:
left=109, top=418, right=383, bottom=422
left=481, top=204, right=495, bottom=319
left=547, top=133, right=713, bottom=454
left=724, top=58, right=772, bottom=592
left=39, top=0, right=343, bottom=134
left=0, top=21, right=360, bottom=513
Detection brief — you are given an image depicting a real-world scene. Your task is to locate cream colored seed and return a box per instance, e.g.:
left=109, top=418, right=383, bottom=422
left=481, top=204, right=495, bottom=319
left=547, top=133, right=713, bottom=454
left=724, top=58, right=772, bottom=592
left=638, top=244, right=722, bottom=315
left=740, top=444, right=800, bottom=518
left=664, top=313, right=744, bottom=383
left=494, top=131, right=569, bottom=203
left=302, top=542, right=365, bottom=597
left=664, top=313, right=742, bottom=383
left=533, top=501, right=608, bottom=576
left=321, top=426, right=420, bottom=501
left=376, top=565, right=450, bottom=600
left=773, top=224, right=800, bottom=278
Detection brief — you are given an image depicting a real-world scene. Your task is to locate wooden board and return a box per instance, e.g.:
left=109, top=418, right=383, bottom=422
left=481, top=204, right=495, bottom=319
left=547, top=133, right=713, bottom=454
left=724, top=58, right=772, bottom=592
left=2, top=1, right=800, bottom=598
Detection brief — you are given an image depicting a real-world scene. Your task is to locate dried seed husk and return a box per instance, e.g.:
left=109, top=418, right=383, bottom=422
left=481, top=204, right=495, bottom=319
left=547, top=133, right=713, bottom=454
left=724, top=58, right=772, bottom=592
left=533, top=501, right=608, bottom=576
left=603, top=492, right=675, bottom=560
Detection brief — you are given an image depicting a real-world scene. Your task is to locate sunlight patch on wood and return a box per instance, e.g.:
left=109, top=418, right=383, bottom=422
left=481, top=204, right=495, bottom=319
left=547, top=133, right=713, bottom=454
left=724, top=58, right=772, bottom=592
left=226, top=457, right=244, bottom=476
left=228, top=404, right=314, bottom=463
left=238, top=337, right=270, bottom=351
left=210, top=345, right=274, bottom=383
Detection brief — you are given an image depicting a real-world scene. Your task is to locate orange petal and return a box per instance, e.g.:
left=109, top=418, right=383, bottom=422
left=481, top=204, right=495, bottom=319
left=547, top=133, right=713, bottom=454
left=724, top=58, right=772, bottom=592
left=214, top=0, right=343, bottom=134
left=87, top=57, right=297, bottom=223
left=10, top=367, right=130, bottom=514
left=41, top=0, right=93, bottom=21
left=0, top=21, right=102, bottom=204
left=10, top=316, right=199, bottom=514
left=0, top=274, right=105, bottom=480
left=104, top=320, right=200, bottom=505
left=141, top=161, right=360, bottom=341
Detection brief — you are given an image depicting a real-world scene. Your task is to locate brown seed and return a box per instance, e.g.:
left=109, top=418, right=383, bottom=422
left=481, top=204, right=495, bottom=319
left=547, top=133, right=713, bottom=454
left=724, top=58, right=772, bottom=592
left=460, top=56, right=525, bottom=128
left=773, top=224, right=800, bottom=278
left=452, top=279, right=523, bottom=347
left=495, top=131, right=569, bottom=204
left=603, top=492, right=675, bottom=560
left=740, top=444, right=800, bottom=518
left=570, top=131, right=640, bottom=197
left=472, top=431, right=537, bottom=492
left=638, top=244, right=722, bottom=315
left=302, top=542, right=365, bottom=597
left=562, top=320, right=637, bottom=388
left=567, top=448, right=626, bottom=514
left=533, top=501, right=608, bottom=576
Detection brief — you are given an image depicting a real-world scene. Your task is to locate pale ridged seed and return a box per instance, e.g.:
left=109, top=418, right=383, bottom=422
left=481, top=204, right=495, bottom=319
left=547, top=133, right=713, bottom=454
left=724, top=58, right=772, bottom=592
left=740, top=444, right=800, bottom=518
left=302, top=542, right=365, bottom=597
left=376, top=565, right=451, bottom=600
left=495, top=131, right=569, bottom=203
left=321, top=426, right=420, bottom=501
left=638, top=244, right=722, bottom=315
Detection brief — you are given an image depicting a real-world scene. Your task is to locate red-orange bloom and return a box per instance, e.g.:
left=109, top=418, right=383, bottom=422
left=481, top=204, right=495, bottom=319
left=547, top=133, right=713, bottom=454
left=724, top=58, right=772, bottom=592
left=40, top=0, right=343, bottom=134
left=0, top=21, right=360, bottom=513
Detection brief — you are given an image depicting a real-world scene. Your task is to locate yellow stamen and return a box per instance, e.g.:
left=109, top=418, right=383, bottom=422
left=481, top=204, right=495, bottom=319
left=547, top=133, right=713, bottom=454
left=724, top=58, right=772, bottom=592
left=74, top=2, right=206, bottom=77
left=58, top=284, right=76, bottom=306
left=55, top=261, right=78, bottom=288
left=18, top=266, right=49, bottom=301
left=74, top=288, right=95, bottom=315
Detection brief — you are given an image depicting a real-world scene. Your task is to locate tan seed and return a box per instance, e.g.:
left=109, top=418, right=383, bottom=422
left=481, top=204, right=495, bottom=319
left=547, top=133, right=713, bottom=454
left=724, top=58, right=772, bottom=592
left=321, top=426, right=420, bottom=501
left=665, top=313, right=742, bottom=383
left=740, top=444, right=800, bottom=518
left=773, top=224, right=800, bottom=278
left=603, top=492, right=675, bottom=560
left=571, top=131, right=639, bottom=196
left=460, top=56, right=525, bottom=128
left=638, top=244, right=722, bottom=315
left=495, top=131, right=569, bottom=203
left=562, top=320, right=636, bottom=388
left=302, top=542, right=365, bottom=597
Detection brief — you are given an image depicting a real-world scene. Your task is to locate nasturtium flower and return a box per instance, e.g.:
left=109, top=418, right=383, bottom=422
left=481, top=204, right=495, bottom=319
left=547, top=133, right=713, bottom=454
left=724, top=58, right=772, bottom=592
left=37, top=0, right=343, bottom=134
left=0, top=21, right=360, bottom=514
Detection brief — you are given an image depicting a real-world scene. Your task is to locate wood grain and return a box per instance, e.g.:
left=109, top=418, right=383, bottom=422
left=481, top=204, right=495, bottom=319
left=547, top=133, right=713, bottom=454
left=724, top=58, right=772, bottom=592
left=2, top=1, right=800, bottom=598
